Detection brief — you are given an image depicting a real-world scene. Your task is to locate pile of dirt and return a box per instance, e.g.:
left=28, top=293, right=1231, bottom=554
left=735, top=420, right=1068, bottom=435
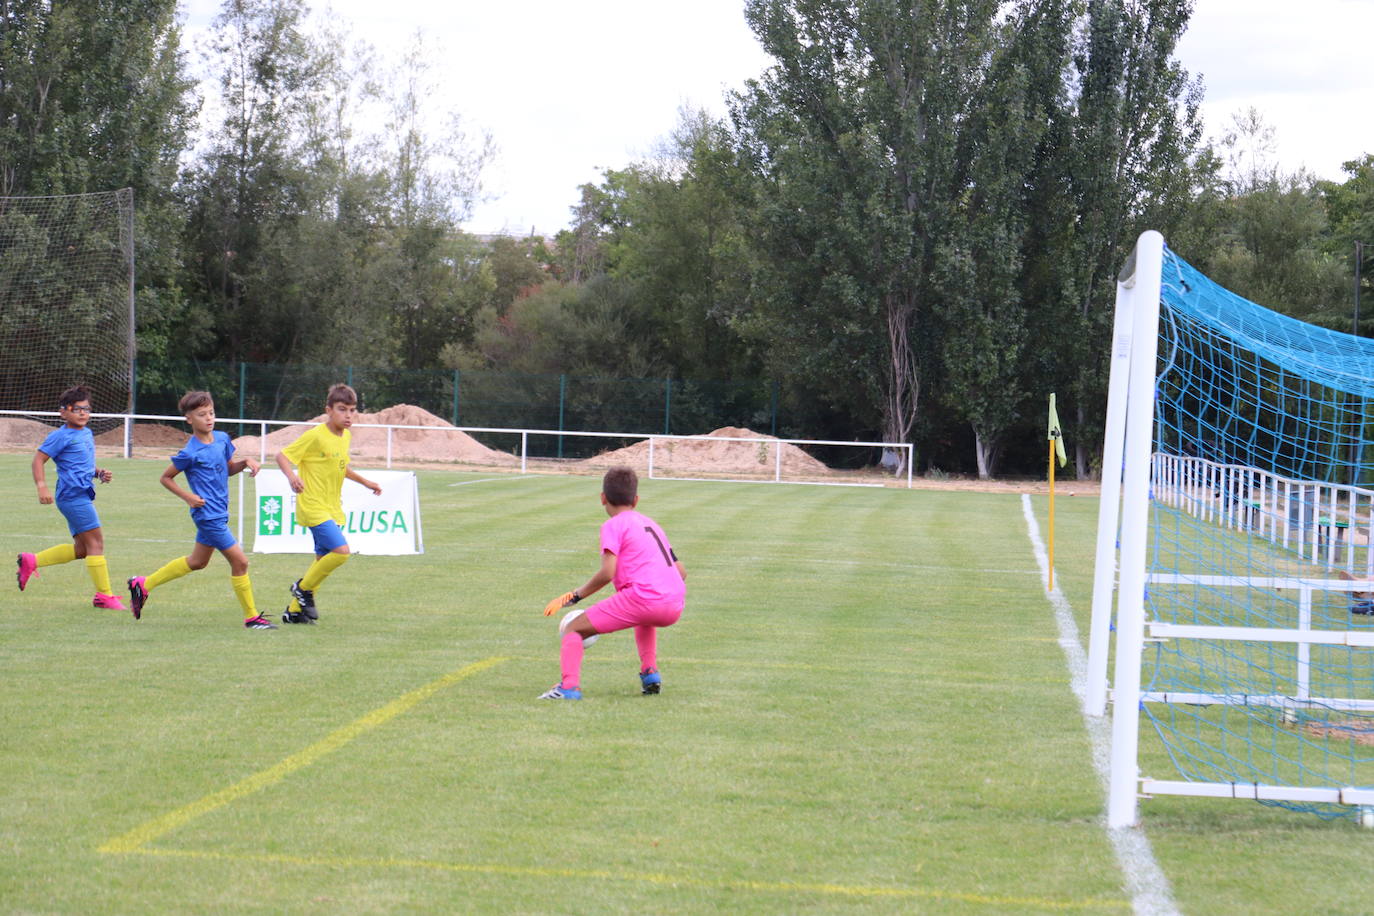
left=0, top=417, right=57, bottom=449
left=579, top=426, right=832, bottom=476
left=1300, top=717, right=1374, bottom=747
left=231, top=403, right=519, bottom=466
left=93, top=423, right=189, bottom=449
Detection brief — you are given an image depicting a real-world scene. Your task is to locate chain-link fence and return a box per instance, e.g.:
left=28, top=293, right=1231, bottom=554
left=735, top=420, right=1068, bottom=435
left=133, top=360, right=782, bottom=460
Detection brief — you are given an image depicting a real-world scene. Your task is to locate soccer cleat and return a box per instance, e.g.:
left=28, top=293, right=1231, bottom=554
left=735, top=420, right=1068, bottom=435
left=16, top=553, right=36, bottom=591
left=639, top=669, right=662, bottom=695
left=244, top=614, right=278, bottom=630
left=538, top=685, right=582, bottom=700
left=289, top=579, right=318, bottom=620
left=93, top=592, right=128, bottom=611
left=127, top=576, right=148, bottom=620
left=281, top=605, right=314, bottom=624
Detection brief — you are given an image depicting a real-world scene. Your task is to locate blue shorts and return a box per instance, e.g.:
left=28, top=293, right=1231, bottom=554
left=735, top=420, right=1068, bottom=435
left=194, top=517, right=239, bottom=551
left=309, top=520, right=348, bottom=556
left=56, top=497, right=101, bottom=537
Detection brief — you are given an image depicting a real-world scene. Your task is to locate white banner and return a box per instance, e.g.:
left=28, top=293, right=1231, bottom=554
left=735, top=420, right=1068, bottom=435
left=251, top=469, right=424, bottom=555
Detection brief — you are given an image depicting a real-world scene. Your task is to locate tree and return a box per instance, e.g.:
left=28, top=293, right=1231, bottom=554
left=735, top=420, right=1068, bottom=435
left=182, top=0, right=331, bottom=364
left=1188, top=110, right=1347, bottom=330
left=1319, top=154, right=1374, bottom=335
left=372, top=33, right=494, bottom=369
left=0, top=0, right=199, bottom=394
left=932, top=0, right=1071, bottom=477
left=733, top=0, right=1023, bottom=461
left=0, top=0, right=195, bottom=197
left=1022, top=0, right=1206, bottom=477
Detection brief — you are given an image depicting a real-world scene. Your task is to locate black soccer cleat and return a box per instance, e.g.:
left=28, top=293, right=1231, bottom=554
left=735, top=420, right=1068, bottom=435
left=281, top=605, right=314, bottom=625
left=289, top=579, right=318, bottom=620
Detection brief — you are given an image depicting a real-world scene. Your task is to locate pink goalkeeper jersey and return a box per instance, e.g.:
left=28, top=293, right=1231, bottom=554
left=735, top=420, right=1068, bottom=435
left=600, top=510, right=685, bottom=605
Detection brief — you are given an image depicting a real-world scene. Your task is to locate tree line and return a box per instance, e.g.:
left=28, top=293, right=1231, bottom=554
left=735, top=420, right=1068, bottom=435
left=2, top=0, right=1371, bottom=477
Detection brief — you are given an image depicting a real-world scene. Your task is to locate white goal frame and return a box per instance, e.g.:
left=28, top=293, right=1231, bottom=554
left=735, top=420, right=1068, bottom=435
left=1086, top=231, right=1374, bottom=827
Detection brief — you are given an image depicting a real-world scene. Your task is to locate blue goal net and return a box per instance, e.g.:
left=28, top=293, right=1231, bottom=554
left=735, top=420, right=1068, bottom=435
left=1141, top=245, right=1374, bottom=820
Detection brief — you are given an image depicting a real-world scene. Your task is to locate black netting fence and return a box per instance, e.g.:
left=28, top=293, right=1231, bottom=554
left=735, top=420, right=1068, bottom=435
left=133, top=360, right=782, bottom=460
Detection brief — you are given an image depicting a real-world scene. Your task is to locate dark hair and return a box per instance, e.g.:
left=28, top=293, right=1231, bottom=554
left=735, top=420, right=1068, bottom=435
left=58, top=385, right=91, bottom=409
left=326, top=383, right=358, bottom=408
left=178, top=390, right=213, bottom=414
left=602, top=466, right=638, bottom=507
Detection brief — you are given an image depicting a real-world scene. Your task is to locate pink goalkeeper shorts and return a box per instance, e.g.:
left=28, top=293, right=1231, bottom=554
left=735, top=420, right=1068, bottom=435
left=584, top=588, right=683, bottom=634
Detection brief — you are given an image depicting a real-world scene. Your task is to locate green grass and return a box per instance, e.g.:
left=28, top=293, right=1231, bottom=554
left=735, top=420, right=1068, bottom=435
left=1, top=453, right=1371, bottom=914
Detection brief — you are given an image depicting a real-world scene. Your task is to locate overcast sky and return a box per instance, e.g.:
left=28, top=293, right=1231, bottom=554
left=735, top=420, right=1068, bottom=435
left=181, top=0, right=1374, bottom=237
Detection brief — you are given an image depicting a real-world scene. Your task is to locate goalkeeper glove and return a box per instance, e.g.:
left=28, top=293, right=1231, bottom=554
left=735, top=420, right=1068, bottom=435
left=543, top=590, right=580, bottom=616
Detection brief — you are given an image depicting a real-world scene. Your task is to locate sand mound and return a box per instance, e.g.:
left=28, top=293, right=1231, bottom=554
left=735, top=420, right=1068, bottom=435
left=0, top=417, right=58, bottom=448
left=232, top=404, right=518, bottom=466
left=580, top=426, right=831, bottom=476
left=94, top=423, right=189, bottom=449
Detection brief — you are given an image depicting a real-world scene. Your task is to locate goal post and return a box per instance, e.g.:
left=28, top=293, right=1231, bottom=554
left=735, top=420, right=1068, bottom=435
left=1090, top=231, right=1374, bottom=828
left=0, top=189, right=136, bottom=419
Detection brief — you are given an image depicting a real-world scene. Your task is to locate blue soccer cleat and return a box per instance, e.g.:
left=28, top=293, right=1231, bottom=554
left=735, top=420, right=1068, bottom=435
left=639, top=668, right=661, bottom=695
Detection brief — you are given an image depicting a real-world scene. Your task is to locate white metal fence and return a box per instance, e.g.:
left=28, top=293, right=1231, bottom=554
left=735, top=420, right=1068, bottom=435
left=1152, top=452, right=1372, bottom=576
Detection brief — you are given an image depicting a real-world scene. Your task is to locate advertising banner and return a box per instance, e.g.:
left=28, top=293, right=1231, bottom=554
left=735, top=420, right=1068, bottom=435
left=252, top=469, right=423, bottom=555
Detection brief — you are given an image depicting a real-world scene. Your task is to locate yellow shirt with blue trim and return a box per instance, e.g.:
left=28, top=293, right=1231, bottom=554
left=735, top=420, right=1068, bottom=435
left=281, top=423, right=351, bottom=527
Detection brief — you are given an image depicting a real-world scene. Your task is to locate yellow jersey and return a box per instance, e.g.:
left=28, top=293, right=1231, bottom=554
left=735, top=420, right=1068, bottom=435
left=281, top=423, right=351, bottom=527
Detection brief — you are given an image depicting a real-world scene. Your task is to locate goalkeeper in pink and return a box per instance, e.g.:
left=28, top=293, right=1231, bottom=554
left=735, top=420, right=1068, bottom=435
left=539, top=466, right=686, bottom=700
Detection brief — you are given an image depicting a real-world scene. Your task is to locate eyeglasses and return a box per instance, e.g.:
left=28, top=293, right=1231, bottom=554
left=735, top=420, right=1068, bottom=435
left=65, top=405, right=92, bottom=413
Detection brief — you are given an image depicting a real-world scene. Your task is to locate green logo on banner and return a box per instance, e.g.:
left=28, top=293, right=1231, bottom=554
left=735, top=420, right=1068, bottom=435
left=258, top=495, right=284, bottom=536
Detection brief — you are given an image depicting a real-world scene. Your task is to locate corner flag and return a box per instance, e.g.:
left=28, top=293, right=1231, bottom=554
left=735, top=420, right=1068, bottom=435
left=1047, top=393, right=1066, bottom=592
left=1048, top=393, right=1067, bottom=468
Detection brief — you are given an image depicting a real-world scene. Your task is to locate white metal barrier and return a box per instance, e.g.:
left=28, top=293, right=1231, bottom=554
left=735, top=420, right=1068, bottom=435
left=1152, top=452, right=1373, bottom=576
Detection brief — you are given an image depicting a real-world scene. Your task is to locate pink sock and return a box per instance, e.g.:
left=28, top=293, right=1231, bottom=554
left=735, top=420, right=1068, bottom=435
left=634, top=625, right=657, bottom=673
left=559, top=631, right=585, bottom=689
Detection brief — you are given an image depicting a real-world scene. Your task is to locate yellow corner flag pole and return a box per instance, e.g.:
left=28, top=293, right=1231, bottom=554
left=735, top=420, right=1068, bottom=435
left=1048, top=393, right=1067, bottom=591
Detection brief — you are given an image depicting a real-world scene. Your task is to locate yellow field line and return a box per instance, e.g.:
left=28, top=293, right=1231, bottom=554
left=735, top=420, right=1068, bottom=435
left=98, top=656, right=508, bottom=855
left=129, top=847, right=1129, bottom=911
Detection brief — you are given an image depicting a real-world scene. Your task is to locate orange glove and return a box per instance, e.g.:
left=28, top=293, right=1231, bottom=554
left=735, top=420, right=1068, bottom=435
left=542, top=591, right=579, bottom=616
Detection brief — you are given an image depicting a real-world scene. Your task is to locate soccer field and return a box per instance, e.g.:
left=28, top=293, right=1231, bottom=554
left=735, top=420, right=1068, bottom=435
left=1, top=454, right=1371, bottom=914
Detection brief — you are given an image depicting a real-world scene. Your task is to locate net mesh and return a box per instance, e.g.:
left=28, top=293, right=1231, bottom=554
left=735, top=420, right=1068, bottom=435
left=1145, top=246, right=1374, bottom=819
left=0, top=189, right=134, bottom=426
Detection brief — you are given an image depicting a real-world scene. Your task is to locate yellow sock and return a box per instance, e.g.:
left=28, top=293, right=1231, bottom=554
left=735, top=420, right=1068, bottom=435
left=85, top=555, right=113, bottom=595
left=300, top=551, right=349, bottom=591
left=231, top=574, right=257, bottom=619
left=146, top=556, right=193, bottom=591
left=35, top=544, right=77, bottom=567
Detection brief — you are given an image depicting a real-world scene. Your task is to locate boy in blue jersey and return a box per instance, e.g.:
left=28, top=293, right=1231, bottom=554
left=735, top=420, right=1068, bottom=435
left=17, top=385, right=127, bottom=610
left=126, top=391, right=275, bottom=628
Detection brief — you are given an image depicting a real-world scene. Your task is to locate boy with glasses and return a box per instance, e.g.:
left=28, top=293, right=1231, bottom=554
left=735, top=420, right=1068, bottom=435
left=17, top=386, right=128, bottom=610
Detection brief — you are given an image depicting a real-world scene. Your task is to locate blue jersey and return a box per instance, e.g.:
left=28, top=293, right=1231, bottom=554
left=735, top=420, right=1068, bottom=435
left=171, top=431, right=235, bottom=523
left=37, top=425, right=97, bottom=502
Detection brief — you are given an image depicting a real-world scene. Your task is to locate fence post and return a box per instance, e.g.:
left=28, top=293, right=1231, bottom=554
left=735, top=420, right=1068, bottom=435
left=238, top=361, right=247, bottom=439
left=452, top=369, right=460, bottom=426
left=664, top=377, right=672, bottom=435
left=347, top=366, right=354, bottom=389
left=770, top=380, right=779, bottom=437
left=558, top=373, right=567, bottom=459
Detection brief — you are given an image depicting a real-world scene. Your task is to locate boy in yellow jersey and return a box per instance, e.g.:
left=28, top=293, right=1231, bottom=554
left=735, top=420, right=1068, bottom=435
left=274, top=384, right=381, bottom=624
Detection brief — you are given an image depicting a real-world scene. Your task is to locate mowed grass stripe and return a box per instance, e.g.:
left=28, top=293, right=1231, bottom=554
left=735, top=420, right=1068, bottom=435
left=129, top=846, right=1130, bottom=910
left=98, top=656, right=508, bottom=855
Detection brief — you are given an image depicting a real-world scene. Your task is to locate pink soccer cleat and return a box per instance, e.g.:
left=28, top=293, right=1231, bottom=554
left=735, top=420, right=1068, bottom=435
left=16, top=553, right=37, bottom=591
left=93, top=592, right=129, bottom=611
left=127, top=576, right=148, bottom=620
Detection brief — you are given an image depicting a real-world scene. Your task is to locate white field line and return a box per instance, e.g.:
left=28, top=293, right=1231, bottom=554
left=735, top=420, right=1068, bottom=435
left=446, top=475, right=539, bottom=487
left=1021, top=494, right=1180, bottom=916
